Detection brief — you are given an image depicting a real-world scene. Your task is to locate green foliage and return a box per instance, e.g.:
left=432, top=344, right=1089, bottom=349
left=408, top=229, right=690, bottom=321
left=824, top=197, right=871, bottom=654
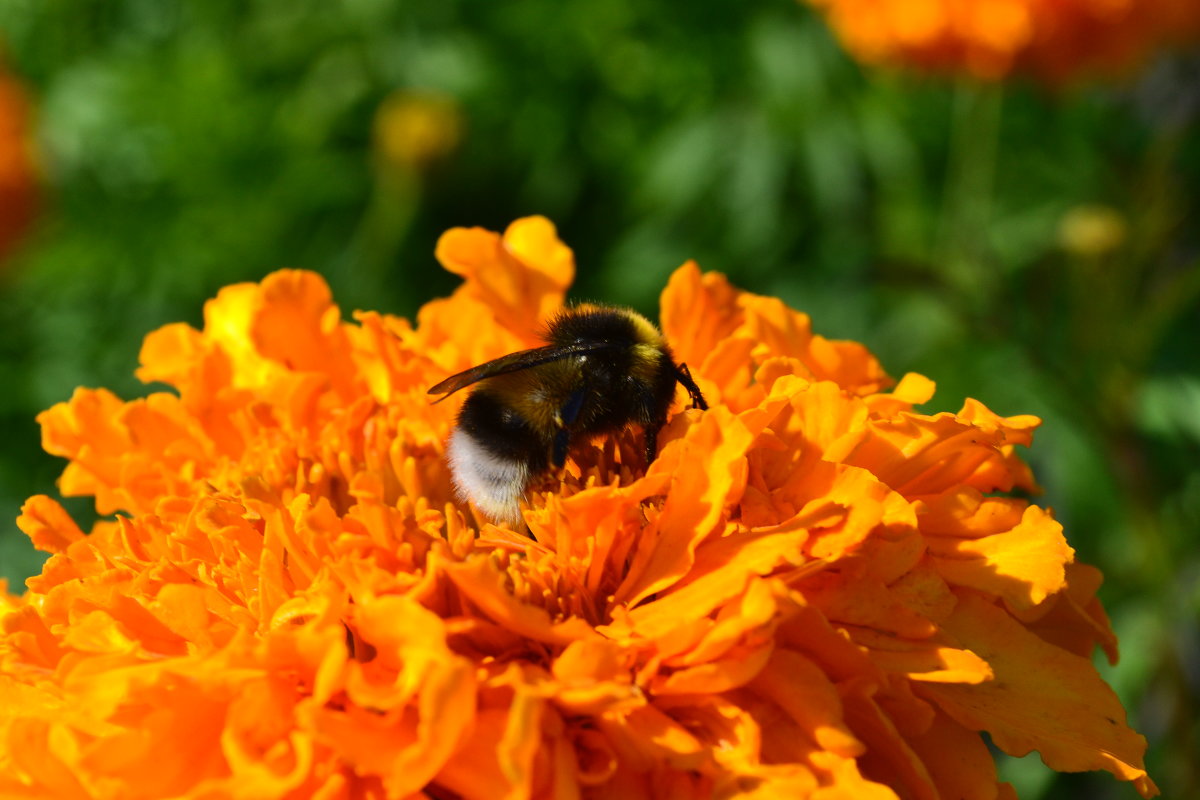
left=1, top=0, right=1197, bottom=796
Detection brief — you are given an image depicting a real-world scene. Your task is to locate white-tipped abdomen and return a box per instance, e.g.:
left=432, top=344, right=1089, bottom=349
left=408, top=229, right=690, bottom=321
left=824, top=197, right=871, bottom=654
left=447, top=427, right=530, bottom=526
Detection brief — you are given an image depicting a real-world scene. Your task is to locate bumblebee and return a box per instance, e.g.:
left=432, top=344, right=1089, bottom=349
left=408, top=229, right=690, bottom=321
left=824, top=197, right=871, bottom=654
left=428, top=305, right=708, bottom=526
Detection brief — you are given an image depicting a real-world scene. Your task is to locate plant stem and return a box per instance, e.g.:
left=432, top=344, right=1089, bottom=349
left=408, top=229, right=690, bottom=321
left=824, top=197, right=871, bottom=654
left=937, top=80, right=1004, bottom=312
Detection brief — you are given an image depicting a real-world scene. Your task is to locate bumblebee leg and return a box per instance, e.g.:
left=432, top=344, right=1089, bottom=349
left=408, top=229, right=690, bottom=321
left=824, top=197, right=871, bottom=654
left=645, top=424, right=659, bottom=465
left=552, top=388, right=587, bottom=468
left=675, top=363, right=708, bottom=410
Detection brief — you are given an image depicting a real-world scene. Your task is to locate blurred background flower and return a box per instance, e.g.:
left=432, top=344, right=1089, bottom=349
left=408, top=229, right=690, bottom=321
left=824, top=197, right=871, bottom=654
left=373, top=88, right=462, bottom=174
left=0, top=59, right=38, bottom=264
left=0, top=0, right=1196, bottom=796
left=804, top=0, right=1200, bottom=82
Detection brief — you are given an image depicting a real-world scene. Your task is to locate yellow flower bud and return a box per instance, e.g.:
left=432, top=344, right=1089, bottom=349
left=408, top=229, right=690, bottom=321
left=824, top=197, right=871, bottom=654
left=372, top=89, right=462, bottom=172
left=1058, top=205, right=1128, bottom=257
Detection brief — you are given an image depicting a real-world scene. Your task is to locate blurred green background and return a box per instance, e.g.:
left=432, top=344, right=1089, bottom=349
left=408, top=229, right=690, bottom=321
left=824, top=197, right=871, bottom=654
left=0, top=1, right=1196, bottom=797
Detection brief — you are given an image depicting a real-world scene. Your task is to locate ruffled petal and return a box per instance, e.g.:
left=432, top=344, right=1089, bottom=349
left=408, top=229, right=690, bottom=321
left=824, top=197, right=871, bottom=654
left=920, top=593, right=1157, bottom=796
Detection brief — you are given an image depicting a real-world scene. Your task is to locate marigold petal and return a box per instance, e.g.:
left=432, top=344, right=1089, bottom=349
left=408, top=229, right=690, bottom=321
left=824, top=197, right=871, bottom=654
left=919, top=593, right=1158, bottom=797
left=607, top=704, right=706, bottom=769
left=617, top=407, right=752, bottom=606
left=203, top=281, right=278, bottom=388
left=926, top=505, right=1073, bottom=611
left=37, top=388, right=136, bottom=514
left=754, top=379, right=869, bottom=486
left=738, top=295, right=891, bottom=395
left=660, top=263, right=746, bottom=391
left=147, top=583, right=217, bottom=650
left=1, top=606, right=65, bottom=670
left=864, top=372, right=936, bottom=417
left=839, top=687, right=939, bottom=800
left=809, top=760, right=901, bottom=800
left=1023, top=563, right=1119, bottom=663
left=798, top=573, right=940, bottom=641
left=500, top=215, right=575, bottom=291
left=860, top=638, right=994, bottom=685
left=617, top=528, right=809, bottom=642
left=751, top=649, right=864, bottom=758
left=830, top=411, right=1027, bottom=497
left=252, top=270, right=359, bottom=398
left=905, top=710, right=1009, bottom=800
left=658, top=695, right=765, bottom=774
left=293, top=597, right=468, bottom=796
left=135, top=321, right=231, bottom=403
left=2, top=718, right=92, bottom=800
left=804, top=335, right=893, bottom=396
left=436, top=708, right=529, bottom=800
left=16, top=495, right=84, bottom=555
left=434, top=215, right=574, bottom=344
left=955, top=399, right=1041, bottom=493
left=219, top=682, right=314, bottom=796
left=916, top=487, right=1023, bottom=538
left=434, top=226, right=500, bottom=278
left=442, top=557, right=597, bottom=645
left=659, top=262, right=741, bottom=353
left=497, top=686, right=548, bottom=798
left=549, top=640, right=640, bottom=716
left=653, top=643, right=774, bottom=695
left=0, top=582, right=18, bottom=618
left=672, top=577, right=777, bottom=666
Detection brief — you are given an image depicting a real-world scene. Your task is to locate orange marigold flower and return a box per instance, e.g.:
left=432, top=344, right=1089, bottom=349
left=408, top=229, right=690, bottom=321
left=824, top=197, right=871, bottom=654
left=804, top=0, right=1200, bottom=82
left=1, top=216, right=1156, bottom=798
left=0, top=62, right=39, bottom=262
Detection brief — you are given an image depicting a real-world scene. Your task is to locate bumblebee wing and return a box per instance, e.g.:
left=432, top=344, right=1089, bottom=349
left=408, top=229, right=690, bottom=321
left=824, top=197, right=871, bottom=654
left=427, top=341, right=617, bottom=399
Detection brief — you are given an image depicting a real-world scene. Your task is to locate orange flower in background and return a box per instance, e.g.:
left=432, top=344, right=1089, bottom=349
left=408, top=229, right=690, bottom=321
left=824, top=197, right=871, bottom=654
left=0, top=63, right=38, bottom=262
left=0, top=217, right=1157, bottom=798
left=804, top=0, right=1200, bottom=82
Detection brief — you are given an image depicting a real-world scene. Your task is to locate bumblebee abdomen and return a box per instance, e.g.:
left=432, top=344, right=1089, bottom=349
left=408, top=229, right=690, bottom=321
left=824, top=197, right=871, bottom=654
left=446, top=427, right=529, bottom=527
left=449, top=390, right=551, bottom=526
